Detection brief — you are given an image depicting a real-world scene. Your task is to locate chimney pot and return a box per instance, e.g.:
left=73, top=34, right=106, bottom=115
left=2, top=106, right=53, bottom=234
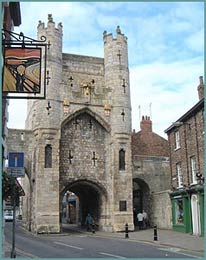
left=198, top=76, right=204, bottom=100
left=140, top=115, right=152, bottom=132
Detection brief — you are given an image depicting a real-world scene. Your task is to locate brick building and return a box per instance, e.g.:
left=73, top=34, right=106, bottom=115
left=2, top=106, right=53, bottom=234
left=132, top=116, right=172, bottom=229
left=165, top=76, right=204, bottom=236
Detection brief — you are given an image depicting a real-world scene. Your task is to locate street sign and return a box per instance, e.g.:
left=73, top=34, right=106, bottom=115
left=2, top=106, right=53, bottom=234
left=7, top=167, right=25, bottom=178
left=8, top=152, right=24, bottom=168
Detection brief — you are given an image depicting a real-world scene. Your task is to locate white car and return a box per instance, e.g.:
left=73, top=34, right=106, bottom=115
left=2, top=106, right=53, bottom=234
left=4, top=211, right=13, bottom=221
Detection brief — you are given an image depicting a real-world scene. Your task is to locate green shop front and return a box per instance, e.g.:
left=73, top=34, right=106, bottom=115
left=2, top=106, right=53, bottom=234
left=170, top=185, right=204, bottom=236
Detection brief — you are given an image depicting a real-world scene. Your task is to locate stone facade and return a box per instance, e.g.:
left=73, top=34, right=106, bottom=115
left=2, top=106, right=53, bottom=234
left=132, top=116, right=172, bottom=229
left=7, top=15, right=134, bottom=233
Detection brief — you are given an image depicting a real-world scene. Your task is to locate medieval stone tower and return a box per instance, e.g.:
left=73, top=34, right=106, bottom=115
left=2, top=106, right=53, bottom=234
left=16, top=15, right=134, bottom=233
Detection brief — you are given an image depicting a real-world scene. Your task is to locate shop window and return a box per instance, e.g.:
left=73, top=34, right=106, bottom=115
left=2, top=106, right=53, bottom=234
left=119, top=149, right=125, bottom=170
left=45, top=144, right=52, bottom=168
left=190, top=156, right=197, bottom=184
left=175, top=199, right=184, bottom=224
left=175, top=130, right=180, bottom=149
left=119, top=200, right=127, bottom=211
left=176, top=163, right=183, bottom=188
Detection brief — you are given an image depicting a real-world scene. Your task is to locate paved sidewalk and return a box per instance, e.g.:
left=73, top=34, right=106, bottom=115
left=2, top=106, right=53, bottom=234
left=63, top=224, right=204, bottom=257
left=95, top=228, right=204, bottom=252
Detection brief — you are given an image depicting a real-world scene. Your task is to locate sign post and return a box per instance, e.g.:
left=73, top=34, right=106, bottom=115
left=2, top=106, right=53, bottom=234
left=11, top=178, right=16, bottom=258
left=8, top=152, right=25, bottom=178
left=8, top=152, right=25, bottom=258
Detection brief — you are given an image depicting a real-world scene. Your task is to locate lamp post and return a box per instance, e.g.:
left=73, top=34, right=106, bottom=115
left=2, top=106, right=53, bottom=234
left=11, top=178, right=16, bottom=258
left=196, top=172, right=204, bottom=185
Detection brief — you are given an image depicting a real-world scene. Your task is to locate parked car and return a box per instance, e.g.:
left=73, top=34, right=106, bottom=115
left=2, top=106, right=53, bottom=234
left=4, top=211, right=13, bottom=221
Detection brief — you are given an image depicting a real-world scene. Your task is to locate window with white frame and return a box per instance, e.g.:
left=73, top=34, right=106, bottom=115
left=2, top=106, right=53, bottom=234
left=176, top=163, right=183, bottom=187
left=175, top=130, right=180, bottom=149
left=190, top=156, right=197, bottom=184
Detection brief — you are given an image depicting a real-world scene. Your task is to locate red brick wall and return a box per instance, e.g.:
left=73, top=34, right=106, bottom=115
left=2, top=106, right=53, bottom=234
left=168, top=107, right=204, bottom=188
left=132, top=116, right=169, bottom=158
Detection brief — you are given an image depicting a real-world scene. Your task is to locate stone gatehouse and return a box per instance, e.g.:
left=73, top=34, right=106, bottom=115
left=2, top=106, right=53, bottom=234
left=7, top=15, right=134, bottom=233
left=7, top=15, right=172, bottom=233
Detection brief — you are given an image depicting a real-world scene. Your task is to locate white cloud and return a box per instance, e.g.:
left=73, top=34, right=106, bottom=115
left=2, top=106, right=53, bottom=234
left=185, top=28, right=204, bottom=52
left=8, top=2, right=203, bottom=141
left=7, top=100, right=27, bottom=129
left=130, top=57, right=204, bottom=138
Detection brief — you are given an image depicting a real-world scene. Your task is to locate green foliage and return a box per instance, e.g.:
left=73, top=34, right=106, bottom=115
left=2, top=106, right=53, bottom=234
left=2, top=171, right=15, bottom=200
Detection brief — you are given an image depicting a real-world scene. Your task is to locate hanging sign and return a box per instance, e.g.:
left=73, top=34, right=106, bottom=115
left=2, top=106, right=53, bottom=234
left=3, top=47, right=41, bottom=94
left=2, top=29, right=50, bottom=99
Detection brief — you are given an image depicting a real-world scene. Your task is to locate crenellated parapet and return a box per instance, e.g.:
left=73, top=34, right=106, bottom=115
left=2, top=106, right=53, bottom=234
left=103, top=25, right=128, bottom=44
left=37, top=14, right=63, bottom=36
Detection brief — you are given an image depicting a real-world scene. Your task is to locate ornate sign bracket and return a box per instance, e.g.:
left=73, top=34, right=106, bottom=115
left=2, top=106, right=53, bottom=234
left=2, top=29, right=50, bottom=99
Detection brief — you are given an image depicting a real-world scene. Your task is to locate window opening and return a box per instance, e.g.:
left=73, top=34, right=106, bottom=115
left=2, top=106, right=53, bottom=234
left=45, top=144, right=52, bottom=168
left=119, top=149, right=125, bottom=170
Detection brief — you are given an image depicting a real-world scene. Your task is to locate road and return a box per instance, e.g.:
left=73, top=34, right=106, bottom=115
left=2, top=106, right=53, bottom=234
left=5, top=221, right=195, bottom=258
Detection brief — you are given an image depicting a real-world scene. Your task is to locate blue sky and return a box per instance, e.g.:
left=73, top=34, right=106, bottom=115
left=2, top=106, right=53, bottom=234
left=8, top=1, right=204, bottom=137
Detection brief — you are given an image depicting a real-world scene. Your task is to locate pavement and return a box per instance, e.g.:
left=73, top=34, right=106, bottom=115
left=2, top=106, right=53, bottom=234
left=62, top=224, right=205, bottom=258
left=3, top=224, right=205, bottom=258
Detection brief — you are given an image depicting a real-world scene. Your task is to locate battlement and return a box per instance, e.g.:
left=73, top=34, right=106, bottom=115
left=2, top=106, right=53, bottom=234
left=103, top=26, right=127, bottom=44
left=37, top=14, right=62, bottom=34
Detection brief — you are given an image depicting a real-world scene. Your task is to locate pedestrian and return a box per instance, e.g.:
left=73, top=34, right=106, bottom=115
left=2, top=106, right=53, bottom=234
left=137, top=212, right=144, bottom=230
left=143, top=210, right=148, bottom=229
left=85, top=213, right=94, bottom=232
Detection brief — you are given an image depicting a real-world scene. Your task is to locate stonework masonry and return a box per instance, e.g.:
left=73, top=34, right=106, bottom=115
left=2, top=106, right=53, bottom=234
left=7, top=15, right=134, bottom=233
left=7, top=15, right=174, bottom=233
left=132, top=116, right=172, bottom=229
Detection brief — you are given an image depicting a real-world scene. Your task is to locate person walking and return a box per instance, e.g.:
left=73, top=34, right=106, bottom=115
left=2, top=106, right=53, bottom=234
left=85, top=213, right=94, bottom=232
left=137, top=212, right=144, bottom=230
left=143, top=210, right=148, bottom=229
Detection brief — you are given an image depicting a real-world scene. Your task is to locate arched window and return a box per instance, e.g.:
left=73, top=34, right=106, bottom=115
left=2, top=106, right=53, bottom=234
left=45, top=144, right=52, bottom=168
left=119, top=149, right=125, bottom=170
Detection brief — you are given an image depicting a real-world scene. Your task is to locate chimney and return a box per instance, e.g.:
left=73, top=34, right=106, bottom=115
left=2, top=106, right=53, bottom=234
left=140, top=115, right=152, bottom=132
left=197, top=76, right=204, bottom=100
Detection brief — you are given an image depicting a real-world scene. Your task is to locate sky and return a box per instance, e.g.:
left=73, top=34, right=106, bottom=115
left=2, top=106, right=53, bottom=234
left=7, top=1, right=204, bottom=138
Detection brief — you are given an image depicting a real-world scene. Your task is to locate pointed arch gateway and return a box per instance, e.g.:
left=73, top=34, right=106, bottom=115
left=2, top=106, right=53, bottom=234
left=60, top=108, right=110, bottom=230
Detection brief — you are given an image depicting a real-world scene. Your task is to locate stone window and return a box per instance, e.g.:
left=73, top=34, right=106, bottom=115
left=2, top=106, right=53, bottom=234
left=119, top=149, right=125, bottom=170
left=45, top=144, right=52, bottom=168
left=119, top=200, right=127, bottom=211
left=176, top=162, right=183, bottom=188
left=190, top=156, right=197, bottom=184
left=174, top=130, right=180, bottom=150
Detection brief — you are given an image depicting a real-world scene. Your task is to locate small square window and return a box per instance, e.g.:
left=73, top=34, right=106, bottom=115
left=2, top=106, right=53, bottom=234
left=119, top=200, right=127, bottom=211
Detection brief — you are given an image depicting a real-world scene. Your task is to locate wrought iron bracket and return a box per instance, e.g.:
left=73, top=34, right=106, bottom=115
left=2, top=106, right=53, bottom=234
left=2, top=29, right=49, bottom=48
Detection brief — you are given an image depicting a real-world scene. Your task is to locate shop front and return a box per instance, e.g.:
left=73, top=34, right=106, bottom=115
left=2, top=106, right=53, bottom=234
left=170, top=186, right=204, bottom=236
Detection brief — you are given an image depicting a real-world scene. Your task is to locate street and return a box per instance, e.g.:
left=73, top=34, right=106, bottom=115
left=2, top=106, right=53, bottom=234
left=4, top=221, right=197, bottom=258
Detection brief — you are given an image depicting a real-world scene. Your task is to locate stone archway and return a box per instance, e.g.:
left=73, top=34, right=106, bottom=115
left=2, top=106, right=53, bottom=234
left=60, top=179, right=108, bottom=230
left=60, top=108, right=110, bottom=231
left=133, top=178, right=151, bottom=227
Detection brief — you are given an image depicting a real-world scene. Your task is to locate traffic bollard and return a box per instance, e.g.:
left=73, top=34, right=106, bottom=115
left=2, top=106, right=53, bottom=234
left=154, top=225, right=158, bottom=241
left=92, top=223, right=95, bottom=234
left=125, top=223, right=129, bottom=238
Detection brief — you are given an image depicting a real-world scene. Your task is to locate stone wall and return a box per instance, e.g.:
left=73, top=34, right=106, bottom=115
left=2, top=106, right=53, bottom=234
left=151, top=190, right=172, bottom=229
